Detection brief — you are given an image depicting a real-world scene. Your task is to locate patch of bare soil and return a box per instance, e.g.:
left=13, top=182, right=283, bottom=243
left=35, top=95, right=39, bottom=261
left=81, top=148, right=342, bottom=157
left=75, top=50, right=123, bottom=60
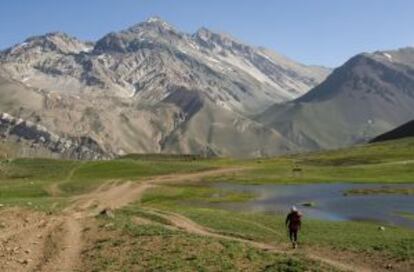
left=0, top=208, right=61, bottom=272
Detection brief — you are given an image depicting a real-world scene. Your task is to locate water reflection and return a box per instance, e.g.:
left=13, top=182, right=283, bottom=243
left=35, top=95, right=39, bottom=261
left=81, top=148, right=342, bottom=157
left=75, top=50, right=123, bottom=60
left=212, top=183, right=414, bottom=228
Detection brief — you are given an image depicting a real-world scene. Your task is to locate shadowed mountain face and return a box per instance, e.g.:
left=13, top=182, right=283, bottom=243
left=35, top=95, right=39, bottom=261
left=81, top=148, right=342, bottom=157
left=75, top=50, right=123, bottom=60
left=370, top=120, right=414, bottom=143
left=0, top=17, right=329, bottom=158
left=257, top=48, right=414, bottom=150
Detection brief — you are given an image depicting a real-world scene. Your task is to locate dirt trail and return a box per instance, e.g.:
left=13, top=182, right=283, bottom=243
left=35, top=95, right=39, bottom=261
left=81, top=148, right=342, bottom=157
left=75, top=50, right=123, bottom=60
left=0, top=168, right=242, bottom=272
left=36, top=217, right=83, bottom=272
left=140, top=209, right=372, bottom=272
left=33, top=168, right=243, bottom=272
left=71, top=167, right=244, bottom=213
left=72, top=182, right=155, bottom=213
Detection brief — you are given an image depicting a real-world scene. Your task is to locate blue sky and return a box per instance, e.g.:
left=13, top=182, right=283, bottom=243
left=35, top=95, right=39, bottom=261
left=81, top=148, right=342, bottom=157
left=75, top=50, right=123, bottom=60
left=0, top=0, right=413, bottom=67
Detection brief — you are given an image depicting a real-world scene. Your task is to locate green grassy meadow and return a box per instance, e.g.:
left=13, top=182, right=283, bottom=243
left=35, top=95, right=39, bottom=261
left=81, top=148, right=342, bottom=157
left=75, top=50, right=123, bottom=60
left=80, top=207, right=339, bottom=272
left=205, top=138, right=414, bottom=185
left=1, top=138, right=414, bottom=270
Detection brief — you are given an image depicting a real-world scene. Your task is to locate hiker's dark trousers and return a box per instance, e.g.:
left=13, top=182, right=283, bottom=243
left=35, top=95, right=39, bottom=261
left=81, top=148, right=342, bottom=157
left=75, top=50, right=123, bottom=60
left=289, top=229, right=298, bottom=242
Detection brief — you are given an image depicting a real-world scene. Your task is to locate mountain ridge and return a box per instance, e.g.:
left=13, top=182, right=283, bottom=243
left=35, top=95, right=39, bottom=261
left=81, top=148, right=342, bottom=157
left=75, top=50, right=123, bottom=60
left=2, top=17, right=413, bottom=158
left=257, top=47, right=414, bottom=150
left=0, top=17, right=329, bottom=158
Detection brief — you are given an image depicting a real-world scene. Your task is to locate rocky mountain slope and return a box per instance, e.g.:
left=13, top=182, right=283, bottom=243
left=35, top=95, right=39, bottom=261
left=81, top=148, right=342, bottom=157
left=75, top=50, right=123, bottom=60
left=0, top=17, right=329, bottom=158
left=0, top=112, right=109, bottom=159
left=258, top=47, right=414, bottom=150
left=370, top=120, right=414, bottom=143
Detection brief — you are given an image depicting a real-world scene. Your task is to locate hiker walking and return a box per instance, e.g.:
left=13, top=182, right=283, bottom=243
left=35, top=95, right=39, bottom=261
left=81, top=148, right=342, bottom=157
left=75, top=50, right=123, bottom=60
left=285, top=206, right=302, bottom=248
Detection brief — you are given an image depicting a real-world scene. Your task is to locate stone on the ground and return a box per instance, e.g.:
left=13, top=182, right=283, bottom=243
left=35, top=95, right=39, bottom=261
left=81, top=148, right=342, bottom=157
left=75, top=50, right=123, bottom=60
left=99, top=208, right=115, bottom=218
left=385, top=263, right=393, bottom=269
left=104, top=223, right=115, bottom=229
left=38, top=219, right=47, bottom=228
left=18, top=259, right=30, bottom=265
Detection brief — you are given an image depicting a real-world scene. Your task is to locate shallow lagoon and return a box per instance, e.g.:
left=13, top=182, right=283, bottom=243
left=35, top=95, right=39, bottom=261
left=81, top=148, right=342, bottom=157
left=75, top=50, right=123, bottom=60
left=212, top=183, right=414, bottom=228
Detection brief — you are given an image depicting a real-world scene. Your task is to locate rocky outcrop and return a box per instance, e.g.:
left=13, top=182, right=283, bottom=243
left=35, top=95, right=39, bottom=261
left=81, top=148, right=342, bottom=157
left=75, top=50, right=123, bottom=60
left=0, top=112, right=110, bottom=160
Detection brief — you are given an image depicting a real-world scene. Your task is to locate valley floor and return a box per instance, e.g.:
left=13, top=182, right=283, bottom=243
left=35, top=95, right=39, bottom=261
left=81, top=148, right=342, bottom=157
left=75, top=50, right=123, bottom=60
left=0, top=138, right=414, bottom=271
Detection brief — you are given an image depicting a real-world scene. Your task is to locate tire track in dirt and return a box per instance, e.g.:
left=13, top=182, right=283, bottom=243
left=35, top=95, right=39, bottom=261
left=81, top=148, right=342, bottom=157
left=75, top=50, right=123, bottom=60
left=35, top=216, right=82, bottom=272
